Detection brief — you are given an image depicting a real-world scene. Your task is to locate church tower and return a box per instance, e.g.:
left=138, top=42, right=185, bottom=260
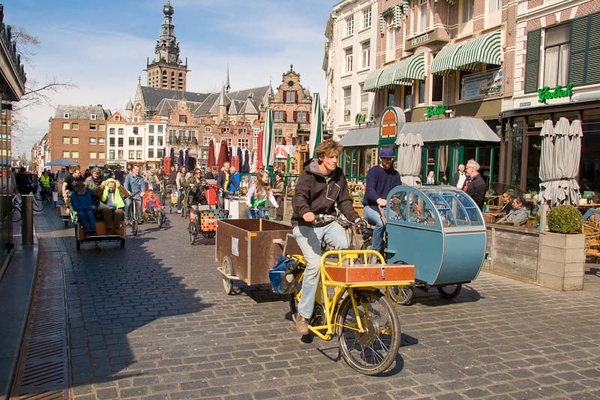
left=146, top=0, right=189, bottom=91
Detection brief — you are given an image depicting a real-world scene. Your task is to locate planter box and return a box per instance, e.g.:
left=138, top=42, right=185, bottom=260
left=484, top=225, right=585, bottom=291
left=538, top=232, right=586, bottom=291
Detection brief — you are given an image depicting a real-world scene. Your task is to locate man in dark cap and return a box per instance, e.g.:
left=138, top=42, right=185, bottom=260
left=362, top=147, right=402, bottom=256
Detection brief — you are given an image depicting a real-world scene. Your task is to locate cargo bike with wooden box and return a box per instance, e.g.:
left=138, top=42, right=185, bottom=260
left=383, top=185, right=486, bottom=304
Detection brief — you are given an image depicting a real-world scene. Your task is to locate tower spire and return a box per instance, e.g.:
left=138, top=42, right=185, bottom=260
left=225, top=60, right=231, bottom=93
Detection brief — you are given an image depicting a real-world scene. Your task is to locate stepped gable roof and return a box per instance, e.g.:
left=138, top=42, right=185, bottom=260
left=140, top=86, right=210, bottom=109
left=55, top=105, right=109, bottom=120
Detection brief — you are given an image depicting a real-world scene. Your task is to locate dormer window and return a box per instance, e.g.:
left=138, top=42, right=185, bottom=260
left=90, top=114, right=97, bottom=120
left=63, top=113, right=70, bottom=119
left=115, top=115, right=121, bottom=122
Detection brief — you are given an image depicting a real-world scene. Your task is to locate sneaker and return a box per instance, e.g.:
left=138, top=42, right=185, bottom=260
left=176, top=209, right=182, bottom=214
left=125, top=219, right=131, bottom=226
left=295, top=314, right=309, bottom=335
left=138, top=219, right=144, bottom=225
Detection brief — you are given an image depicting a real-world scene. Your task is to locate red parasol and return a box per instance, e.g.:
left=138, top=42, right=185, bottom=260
left=217, top=139, right=229, bottom=170
left=256, top=130, right=264, bottom=170
left=163, top=156, right=171, bottom=176
left=207, top=140, right=216, bottom=168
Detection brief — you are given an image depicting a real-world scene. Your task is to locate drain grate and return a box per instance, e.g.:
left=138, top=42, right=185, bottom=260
left=9, top=249, right=69, bottom=400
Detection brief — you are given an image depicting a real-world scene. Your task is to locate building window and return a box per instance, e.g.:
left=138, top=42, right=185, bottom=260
left=89, top=137, right=97, bottom=145
left=462, top=0, right=474, bottom=23
left=221, top=127, right=231, bottom=134
left=204, top=126, right=211, bottom=133
left=90, top=123, right=97, bottom=131
left=343, top=87, right=352, bottom=123
left=118, top=128, right=124, bottom=135
left=188, top=130, right=195, bottom=141
left=157, top=136, right=163, bottom=146
left=109, top=150, right=115, bottom=160
left=72, top=151, right=79, bottom=158
left=136, top=137, right=142, bottom=146
left=71, top=122, right=79, bottom=130
left=418, top=80, right=426, bottom=104
left=157, top=125, right=163, bottom=133
left=432, top=74, right=443, bottom=102
left=118, top=150, right=123, bottom=159
left=488, top=0, right=501, bottom=12
left=136, top=150, right=142, bottom=160
left=63, top=113, right=70, bottom=119
left=109, top=138, right=115, bottom=146
left=109, top=127, right=115, bottom=135
left=361, top=41, right=370, bottom=69
left=98, top=152, right=105, bottom=159
left=62, top=136, right=70, bottom=144
left=274, top=128, right=283, bottom=144
left=63, top=122, right=70, bottom=130
left=179, top=115, right=187, bottom=123
left=90, top=114, right=97, bottom=120
left=239, top=128, right=247, bottom=134
left=149, top=136, right=154, bottom=146
left=420, top=2, right=428, bottom=32
left=98, top=138, right=105, bottom=145
left=115, top=115, right=121, bottom=122
left=128, top=150, right=134, bottom=159
left=387, top=90, right=395, bottom=107
left=253, top=130, right=259, bottom=148
left=273, top=111, right=285, bottom=121
left=148, top=125, right=154, bottom=134
left=238, top=138, right=249, bottom=148
left=296, top=111, right=308, bottom=123
left=203, top=137, right=213, bottom=146
left=148, top=149, right=154, bottom=158
left=544, top=24, right=571, bottom=88
left=157, top=149, right=163, bottom=158
left=386, top=17, right=396, bottom=62
left=178, top=130, right=185, bottom=141
left=225, top=137, right=232, bottom=147
left=118, top=138, right=123, bottom=147
left=363, top=7, right=372, bottom=29
left=403, top=86, right=412, bottom=109
left=284, top=91, right=297, bottom=103
left=345, top=47, right=353, bottom=73
left=133, top=127, right=139, bottom=135
left=62, top=151, right=70, bottom=158
left=90, top=152, right=97, bottom=159
left=360, top=85, right=369, bottom=114
left=129, top=137, right=135, bottom=146
left=72, top=137, right=79, bottom=145
left=346, top=16, right=354, bottom=36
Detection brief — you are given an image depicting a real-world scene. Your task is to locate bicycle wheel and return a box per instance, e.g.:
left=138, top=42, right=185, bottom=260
left=337, top=290, right=401, bottom=375
left=188, top=221, right=196, bottom=244
left=157, top=213, right=164, bottom=229
left=33, top=197, right=45, bottom=212
left=12, top=207, right=21, bottom=223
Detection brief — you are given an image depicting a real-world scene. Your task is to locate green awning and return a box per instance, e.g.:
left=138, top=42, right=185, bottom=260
left=454, top=31, right=502, bottom=70
left=378, top=63, right=400, bottom=88
left=363, top=68, right=385, bottom=92
left=394, top=52, right=425, bottom=84
left=431, top=42, right=465, bottom=75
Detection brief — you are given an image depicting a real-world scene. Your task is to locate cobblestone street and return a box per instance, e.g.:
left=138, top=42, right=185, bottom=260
left=17, top=207, right=600, bottom=399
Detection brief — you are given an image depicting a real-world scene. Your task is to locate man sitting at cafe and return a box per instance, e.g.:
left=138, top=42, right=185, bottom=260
left=497, top=197, right=530, bottom=226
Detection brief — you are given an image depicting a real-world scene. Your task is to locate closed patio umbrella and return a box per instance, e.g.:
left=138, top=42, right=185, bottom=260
left=217, top=139, right=229, bottom=170
left=178, top=149, right=184, bottom=169
left=309, top=93, right=323, bottom=159
left=207, top=140, right=216, bottom=168
left=242, top=149, right=250, bottom=173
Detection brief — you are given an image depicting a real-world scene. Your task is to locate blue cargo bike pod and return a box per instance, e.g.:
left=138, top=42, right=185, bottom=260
left=383, top=185, right=486, bottom=304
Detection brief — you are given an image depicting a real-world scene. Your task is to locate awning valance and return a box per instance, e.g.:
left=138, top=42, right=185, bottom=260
left=363, top=68, right=385, bottom=92
left=431, top=42, right=464, bottom=75
left=396, top=117, right=500, bottom=143
left=454, top=31, right=502, bottom=70
left=340, top=126, right=380, bottom=147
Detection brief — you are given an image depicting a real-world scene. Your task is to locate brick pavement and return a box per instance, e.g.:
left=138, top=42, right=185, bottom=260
left=21, top=206, right=600, bottom=399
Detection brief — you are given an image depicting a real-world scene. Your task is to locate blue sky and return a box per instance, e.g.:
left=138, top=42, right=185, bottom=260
left=3, top=0, right=337, bottom=157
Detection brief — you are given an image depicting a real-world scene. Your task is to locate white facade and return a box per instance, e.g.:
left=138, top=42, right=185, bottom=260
left=324, top=0, right=379, bottom=141
left=106, top=117, right=166, bottom=170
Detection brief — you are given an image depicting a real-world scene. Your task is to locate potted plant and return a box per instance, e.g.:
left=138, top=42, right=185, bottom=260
left=538, top=205, right=585, bottom=291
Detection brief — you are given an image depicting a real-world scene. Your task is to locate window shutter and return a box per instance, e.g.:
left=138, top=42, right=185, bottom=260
left=306, top=113, right=310, bottom=123
left=585, top=12, right=600, bottom=84
left=293, top=111, right=297, bottom=121
left=569, top=15, right=589, bottom=86
left=296, top=90, right=299, bottom=103
left=283, top=111, right=287, bottom=121
left=524, top=29, right=541, bottom=94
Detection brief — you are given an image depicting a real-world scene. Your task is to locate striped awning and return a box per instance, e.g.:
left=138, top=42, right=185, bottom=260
left=363, top=68, right=385, bottom=92
left=431, top=42, right=465, bottom=75
left=378, top=63, right=400, bottom=88
left=375, top=53, right=426, bottom=89
left=454, top=31, right=502, bottom=71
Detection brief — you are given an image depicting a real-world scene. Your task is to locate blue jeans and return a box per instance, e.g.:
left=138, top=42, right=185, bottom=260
left=247, top=208, right=268, bottom=219
left=77, top=209, right=97, bottom=233
left=583, top=208, right=598, bottom=221
left=293, top=222, right=349, bottom=320
left=125, top=196, right=142, bottom=220
left=176, top=189, right=185, bottom=211
left=363, top=205, right=385, bottom=252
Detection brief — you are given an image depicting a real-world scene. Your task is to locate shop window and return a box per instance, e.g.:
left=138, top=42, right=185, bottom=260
left=544, top=23, right=571, bottom=88
left=432, top=75, right=443, bottom=102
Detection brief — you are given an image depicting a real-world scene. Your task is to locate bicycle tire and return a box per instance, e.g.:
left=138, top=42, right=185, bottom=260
left=188, top=221, right=196, bottom=244
left=12, top=207, right=22, bottom=223
left=33, top=199, right=44, bottom=212
left=337, top=290, right=401, bottom=375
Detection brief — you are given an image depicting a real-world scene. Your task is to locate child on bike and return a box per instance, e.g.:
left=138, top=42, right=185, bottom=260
left=142, top=189, right=163, bottom=218
left=245, top=170, right=278, bottom=219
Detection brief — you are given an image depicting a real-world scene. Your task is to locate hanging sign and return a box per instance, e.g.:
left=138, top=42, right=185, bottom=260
left=380, top=109, right=397, bottom=138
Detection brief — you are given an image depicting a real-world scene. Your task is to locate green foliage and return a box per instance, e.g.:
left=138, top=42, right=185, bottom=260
left=547, top=205, right=582, bottom=234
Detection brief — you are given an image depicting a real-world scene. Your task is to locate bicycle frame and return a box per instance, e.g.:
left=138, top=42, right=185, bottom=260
left=295, top=249, right=412, bottom=341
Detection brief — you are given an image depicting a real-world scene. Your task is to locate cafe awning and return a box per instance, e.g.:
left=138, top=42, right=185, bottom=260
left=363, top=68, right=385, bottom=92
left=340, top=126, right=380, bottom=147
left=397, top=117, right=500, bottom=143
left=431, top=42, right=465, bottom=75
left=371, top=52, right=426, bottom=89
left=454, top=31, right=502, bottom=71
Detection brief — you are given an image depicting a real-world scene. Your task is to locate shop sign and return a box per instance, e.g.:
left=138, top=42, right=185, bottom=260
left=404, top=28, right=446, bottom=51
left=537, top=83, right=574, bottom=104
left=380, top=109, right=397, bottom=138
left=426, top=105, right=446, bottom=118
left=355, top=113, right=373, bottom=126
left=461, top=69, right=503, bottom=100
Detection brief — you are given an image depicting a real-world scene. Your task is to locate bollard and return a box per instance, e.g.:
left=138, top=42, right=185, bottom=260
left=22, top=194, right=34, bottom=245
